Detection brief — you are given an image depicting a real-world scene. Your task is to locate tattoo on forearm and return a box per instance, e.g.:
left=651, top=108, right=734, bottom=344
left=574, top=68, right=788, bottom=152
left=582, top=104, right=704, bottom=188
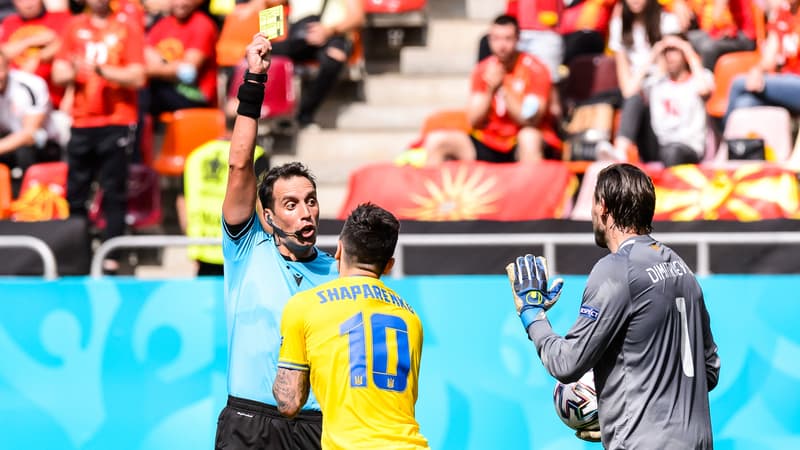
left=272, top=368, right=310, bottom=417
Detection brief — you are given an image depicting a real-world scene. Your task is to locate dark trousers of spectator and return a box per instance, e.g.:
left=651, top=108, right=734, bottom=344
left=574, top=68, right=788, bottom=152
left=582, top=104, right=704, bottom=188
left=271, top=29, right=352, bottom=126
left=66, top=125, right=134, bottom=246
left=617, top=94, right=659, bottom=162
left=659, top=142, right=701, bottom=167
left=687, top=30, right=756, bottom=71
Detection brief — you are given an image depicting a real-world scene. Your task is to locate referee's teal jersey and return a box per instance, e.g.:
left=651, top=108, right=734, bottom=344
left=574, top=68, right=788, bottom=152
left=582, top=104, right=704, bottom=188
left=223, top=214, right=337, bottom=409
left=530, top=235, right=719, bottom=449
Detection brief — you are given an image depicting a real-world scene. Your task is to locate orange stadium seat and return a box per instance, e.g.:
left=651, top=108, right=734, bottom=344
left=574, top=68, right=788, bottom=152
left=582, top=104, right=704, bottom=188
left=216, top=7, right=261, bottom=68
left=706, top=51, right=761, bottom=118
left=420, top=109, right=471, bottom=137
left=0, top=163, right=11, bottom=219
left=152, top=108, right=227, bottom=177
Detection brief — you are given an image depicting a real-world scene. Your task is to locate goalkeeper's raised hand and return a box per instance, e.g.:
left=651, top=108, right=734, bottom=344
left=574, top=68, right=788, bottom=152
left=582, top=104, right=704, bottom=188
left=505, top=254, right=564, bottom=332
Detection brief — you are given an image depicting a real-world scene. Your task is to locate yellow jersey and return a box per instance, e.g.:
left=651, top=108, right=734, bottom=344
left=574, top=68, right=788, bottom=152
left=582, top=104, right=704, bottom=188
left=278, top=275, right=429, bottom=450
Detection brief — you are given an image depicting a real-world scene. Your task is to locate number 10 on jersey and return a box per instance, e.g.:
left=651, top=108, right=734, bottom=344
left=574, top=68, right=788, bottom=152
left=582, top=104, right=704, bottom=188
left=340, top=312, right=411, bottom=392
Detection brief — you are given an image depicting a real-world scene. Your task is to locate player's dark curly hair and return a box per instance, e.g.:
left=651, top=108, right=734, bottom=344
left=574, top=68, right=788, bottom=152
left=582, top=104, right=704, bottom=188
left=594, top=163, right=654, bottom=234
left=340, top=203, right=400, bottom=274
left=257, top=162, right=317, bottom=209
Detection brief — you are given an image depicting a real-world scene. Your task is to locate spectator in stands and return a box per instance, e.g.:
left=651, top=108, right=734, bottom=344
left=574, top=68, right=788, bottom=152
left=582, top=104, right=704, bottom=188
left=142, top=0, right=218, bottom=117
left=686, top=0, right=757, bottom=71
left=262, top=0, right=365, bottom=129
left=725, top=0, right=800, bottom=124
left=0, top=0, right=71, bottom=108
left=53, top=0, right=146, bottom=274
left=0, top=51, right=64, bottom=196
left=478, top=0, right=564, bottom=83
left=425, top=15, right=554, bottom=165
left=479, top=0, right=616, bottom=69
left=603, top=0, right=682, bottom=161
left=648, top=34, right=714, bottom=166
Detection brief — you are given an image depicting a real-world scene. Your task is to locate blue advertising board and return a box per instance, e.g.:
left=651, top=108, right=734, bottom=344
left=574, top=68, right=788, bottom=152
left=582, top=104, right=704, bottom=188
left=0, top=275, right=798, bottom=449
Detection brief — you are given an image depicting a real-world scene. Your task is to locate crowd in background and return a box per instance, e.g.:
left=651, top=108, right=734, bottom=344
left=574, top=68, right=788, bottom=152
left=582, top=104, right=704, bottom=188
left=1, top=0, right=799, bottom=273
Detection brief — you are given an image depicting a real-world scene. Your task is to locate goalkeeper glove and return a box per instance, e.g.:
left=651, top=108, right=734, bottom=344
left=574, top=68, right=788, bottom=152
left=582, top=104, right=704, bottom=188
left=505, top=254, right=564, bottom=332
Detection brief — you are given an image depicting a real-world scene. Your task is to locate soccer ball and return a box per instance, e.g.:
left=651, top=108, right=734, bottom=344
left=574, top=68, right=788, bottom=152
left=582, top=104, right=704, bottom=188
left=553, top=370, right=599, bottom=431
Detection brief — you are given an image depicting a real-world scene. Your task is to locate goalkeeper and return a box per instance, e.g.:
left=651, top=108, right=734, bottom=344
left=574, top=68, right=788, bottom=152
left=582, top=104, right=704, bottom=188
left=505, top=163, right=720, bottom=448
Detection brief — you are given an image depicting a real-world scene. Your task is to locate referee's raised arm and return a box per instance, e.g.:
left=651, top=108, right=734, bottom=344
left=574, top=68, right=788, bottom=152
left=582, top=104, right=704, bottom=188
left=223, top=33, right=272, bottom=226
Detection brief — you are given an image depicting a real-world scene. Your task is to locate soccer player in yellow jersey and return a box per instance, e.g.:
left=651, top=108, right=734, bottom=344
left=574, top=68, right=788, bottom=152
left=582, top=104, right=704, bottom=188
left=273, top=203, right=429, bottom=450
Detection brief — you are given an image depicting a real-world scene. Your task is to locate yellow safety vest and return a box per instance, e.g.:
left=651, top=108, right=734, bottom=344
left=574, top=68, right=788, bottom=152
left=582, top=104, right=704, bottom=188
left=184, top=139, right=264, bottom=265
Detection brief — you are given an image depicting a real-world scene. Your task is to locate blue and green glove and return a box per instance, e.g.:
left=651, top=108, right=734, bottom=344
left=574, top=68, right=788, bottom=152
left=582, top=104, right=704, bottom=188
left=505, top=254, right=564, bottom=332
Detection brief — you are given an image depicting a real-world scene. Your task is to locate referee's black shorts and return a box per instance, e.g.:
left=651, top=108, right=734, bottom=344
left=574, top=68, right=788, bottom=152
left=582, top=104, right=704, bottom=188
left=214, top=396, right=322, bottom=450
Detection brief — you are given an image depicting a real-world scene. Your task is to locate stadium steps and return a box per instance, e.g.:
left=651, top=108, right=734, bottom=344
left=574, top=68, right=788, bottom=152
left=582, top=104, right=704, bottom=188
left=400, top=19, right=489, bottom=75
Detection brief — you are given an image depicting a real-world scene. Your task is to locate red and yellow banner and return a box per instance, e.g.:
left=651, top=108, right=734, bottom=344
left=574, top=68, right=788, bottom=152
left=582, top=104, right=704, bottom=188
left=648, top=164, right=800, bottom=221
left=339, top=161, right=577, bottom=221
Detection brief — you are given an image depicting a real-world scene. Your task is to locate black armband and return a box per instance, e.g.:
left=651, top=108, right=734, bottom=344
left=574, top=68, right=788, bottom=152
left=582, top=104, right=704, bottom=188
left=244, top=70, right=268, bottom=83
left=236, top=80, right=266, bottom=119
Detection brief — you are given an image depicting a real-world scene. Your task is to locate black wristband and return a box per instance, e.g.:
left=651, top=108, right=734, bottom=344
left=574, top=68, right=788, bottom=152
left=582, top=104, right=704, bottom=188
left=236, top=81, right=265, bottom=119
left=243, top=70, right=268, bottom=83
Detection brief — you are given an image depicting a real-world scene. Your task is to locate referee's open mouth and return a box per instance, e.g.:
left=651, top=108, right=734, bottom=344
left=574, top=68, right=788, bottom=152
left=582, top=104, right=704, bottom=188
left=297, top=225, right=316, bottom=241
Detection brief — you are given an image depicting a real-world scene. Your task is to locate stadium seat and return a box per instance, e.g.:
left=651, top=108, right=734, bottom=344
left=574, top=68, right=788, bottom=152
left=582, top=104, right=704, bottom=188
left=715, top=106, right=793, bottom=163
left=216, top=6, right=262, bottom=67
left=89, top=164, right=162, bottom=230
left=561, top=53, right=618, bottom=110
left=19, top=161, right=68, bottom=197
left=364, top=0, right=427, bottom=27
left=0, top=163, right=11, bottom=219
left=152, top=108, right=227, bottom=177
left=229, top=56, right=296, bottom=120
left=420, top=109, right=471, bottom=137
left=706, top=51, right=761, bottom=118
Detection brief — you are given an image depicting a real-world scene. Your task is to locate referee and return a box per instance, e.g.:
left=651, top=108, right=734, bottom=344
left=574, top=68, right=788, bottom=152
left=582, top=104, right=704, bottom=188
left=507, top=163, right=720, bottom=448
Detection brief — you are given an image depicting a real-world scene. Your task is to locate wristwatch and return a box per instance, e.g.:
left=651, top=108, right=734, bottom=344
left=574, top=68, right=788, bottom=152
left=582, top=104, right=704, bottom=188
left=243, top=70, right=268, bottom=83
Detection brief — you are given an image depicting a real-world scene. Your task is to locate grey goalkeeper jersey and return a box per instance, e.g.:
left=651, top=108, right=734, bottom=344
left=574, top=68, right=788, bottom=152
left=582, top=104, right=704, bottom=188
left=529, top=235, right=720, bottom=449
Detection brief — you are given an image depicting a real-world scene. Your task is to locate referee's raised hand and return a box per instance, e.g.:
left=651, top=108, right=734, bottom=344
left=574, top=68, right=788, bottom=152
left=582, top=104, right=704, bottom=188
left=245, top=32, right=272, bottom=75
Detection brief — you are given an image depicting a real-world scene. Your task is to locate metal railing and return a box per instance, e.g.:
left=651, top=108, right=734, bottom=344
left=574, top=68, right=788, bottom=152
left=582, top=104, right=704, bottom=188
left=88, top=231, right=800, bottom=278
left=0, top=235, right=58, bottom=280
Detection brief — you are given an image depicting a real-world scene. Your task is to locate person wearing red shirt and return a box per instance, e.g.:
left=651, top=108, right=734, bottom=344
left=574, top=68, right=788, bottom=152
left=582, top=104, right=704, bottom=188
left=143, top=0, right=218, bottom=117
left=426, top=15, right=554, bottom=164
left=52, top=0, right=145, bottom=273
left=0, top=0, right=71, bottom=107
left=686, top=0, right=757, bottom=70
left=725, top=0, right=800, bottom=124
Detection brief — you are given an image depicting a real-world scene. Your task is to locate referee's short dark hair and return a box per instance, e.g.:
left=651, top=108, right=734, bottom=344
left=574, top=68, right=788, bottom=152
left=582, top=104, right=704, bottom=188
left=258, top=162, right=316, bottom=210
left=493, top=14, right=520, bottom=35
left=594, top=163, right=655, bottom=235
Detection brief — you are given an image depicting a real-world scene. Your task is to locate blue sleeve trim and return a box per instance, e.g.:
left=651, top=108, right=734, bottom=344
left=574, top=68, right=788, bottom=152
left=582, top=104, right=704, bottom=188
left=277, top=361, right=310, bottom=372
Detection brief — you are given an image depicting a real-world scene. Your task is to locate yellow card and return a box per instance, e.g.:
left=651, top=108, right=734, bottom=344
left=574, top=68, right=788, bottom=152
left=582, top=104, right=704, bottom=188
left=259, top=5, right=285, bottom=40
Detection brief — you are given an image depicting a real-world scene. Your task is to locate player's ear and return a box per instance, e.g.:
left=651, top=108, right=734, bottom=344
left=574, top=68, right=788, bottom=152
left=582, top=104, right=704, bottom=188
left=334, top=240, right=342, bottom=261
left=382, top=257, right=395, bottom=276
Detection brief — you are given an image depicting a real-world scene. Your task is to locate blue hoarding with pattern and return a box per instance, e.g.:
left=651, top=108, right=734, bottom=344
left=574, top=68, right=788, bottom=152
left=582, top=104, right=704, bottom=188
left=0, top=275, right=798, bottom=449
